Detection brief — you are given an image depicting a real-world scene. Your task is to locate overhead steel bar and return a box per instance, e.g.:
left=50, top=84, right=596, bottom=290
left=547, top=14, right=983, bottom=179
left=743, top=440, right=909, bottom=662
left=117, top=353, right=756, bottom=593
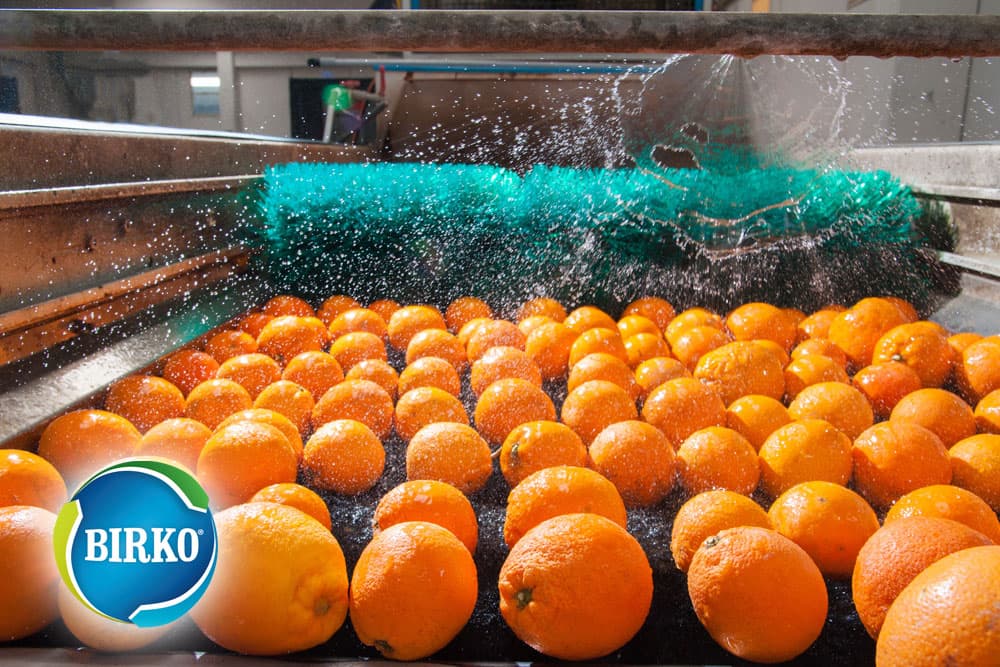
left=1, top=10, right=999, bottom=58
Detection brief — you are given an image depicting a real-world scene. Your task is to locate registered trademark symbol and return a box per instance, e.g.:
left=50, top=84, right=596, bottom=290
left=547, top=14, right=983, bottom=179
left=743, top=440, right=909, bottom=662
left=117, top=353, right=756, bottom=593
left=198, top=529, right=204, bottom=535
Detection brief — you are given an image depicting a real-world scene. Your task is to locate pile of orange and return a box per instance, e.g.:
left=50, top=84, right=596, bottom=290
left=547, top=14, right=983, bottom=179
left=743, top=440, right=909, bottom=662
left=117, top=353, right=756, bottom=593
left=3, top=292, right=1000, bottom=664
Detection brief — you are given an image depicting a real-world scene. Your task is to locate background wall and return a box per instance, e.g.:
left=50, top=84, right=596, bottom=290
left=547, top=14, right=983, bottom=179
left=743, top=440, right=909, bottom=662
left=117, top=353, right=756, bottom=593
left=0, top=2, right=996, bottom=150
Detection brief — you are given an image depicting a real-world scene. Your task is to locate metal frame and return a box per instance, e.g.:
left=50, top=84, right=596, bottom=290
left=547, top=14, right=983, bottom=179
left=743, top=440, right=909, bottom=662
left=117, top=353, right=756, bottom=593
left=1, top=10, right=999, bottom=58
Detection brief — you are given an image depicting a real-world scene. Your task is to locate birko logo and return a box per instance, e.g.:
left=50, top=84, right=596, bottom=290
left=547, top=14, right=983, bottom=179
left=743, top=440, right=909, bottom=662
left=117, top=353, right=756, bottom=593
left=84, top=527, right=201, bottom=563
left=53, top=459, right=217, bottom=627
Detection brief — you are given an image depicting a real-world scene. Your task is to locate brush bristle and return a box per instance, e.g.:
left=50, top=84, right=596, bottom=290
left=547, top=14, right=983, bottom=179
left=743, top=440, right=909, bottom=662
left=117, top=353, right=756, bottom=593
left=244, top=160, right=952, bottom=315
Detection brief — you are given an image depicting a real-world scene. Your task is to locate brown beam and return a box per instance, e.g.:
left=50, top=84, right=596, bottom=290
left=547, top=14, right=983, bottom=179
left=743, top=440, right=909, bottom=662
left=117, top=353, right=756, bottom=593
left=0, top=10, right=998, bottom=58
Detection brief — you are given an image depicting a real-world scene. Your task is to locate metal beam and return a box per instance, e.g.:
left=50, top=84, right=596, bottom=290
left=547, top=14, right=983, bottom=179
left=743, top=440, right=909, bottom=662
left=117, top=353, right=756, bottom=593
left=1, top=10, right=999, bottom=58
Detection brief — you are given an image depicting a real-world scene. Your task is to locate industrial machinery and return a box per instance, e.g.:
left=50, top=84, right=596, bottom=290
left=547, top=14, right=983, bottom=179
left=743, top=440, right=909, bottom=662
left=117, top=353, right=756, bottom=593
left=0, top=9, right=998, bottom=664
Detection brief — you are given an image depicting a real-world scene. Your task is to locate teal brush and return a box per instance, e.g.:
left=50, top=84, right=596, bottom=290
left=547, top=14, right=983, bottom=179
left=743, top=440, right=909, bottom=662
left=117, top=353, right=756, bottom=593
left=244, top=156, right=955, bottom=315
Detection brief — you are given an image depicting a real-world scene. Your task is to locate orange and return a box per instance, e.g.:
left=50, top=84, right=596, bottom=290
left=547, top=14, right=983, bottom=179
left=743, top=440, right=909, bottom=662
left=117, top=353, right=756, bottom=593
left=590, top=420, right=676, bottom=506
left=444, top=296, right=493, bottom=333
left=0, top=506, right=58, bottom=641
left=882, top=295, right=919, bottom=322
left=350, top=521, right=478, bottom=661
left=503, top=465, right=627, bottom=548
left=475, top=378, right=556, bottom=445
left=947, top=331, right=982, bottom=356
left=196, top=421, right=297, bottom=508
left=328, top=331, right=387, bottom=372
left=366, top=298, right=401, bottom=323
left=184, top=378, right=254, bottom=430
left=406, top=422, right=493, bottom=494
left=303, top=419, right=385, bottom=495
left=104, top=374, right=185, bottom=433
left=237, top=311, right=274, bottom=339
left=373, top=480, right=478, bottom=554
left=852, top=517, right=993, bottom=639
left=498, top=513, right=652, bottom=661
left=567, top=352, right=641, bottom=401
left=386, top=305, right=447, bottom=351
left=758, top=418, right=853, bottom=498
left=406, top=328, right=468, bottom=371
left=37, top=409, right=141, bottom=486
left=957, top=336, right=1000, bottom=403
left=345, top=359, right=399, bottom=401
left=768, top=481, right=879, bottom=578
left=754, top=339, right=791, bottom=367
left=890, top=387, right=975, bottom=449
left=204, top=329, right=258, bottom=364
left=567, top=327, right=627, bottom=368
left=217, top=408, right=304, bottom=461
left=828, top=297, right=910, bottom=370
left=622, top=296, right=676, bottom=331
left=253, top=380, right=314, bottom=434
left=136, top=417, right=212, bottom=472
left=871, top=320, right=953, bottom=388
left=725, top=302, right=797, bottom=352
left=251, top=482, right=331, bottom=530
left=664, top=307, right=725, bottom=349
left=616, top=314, right=661, bottom=340
left=852, top=361, right=923, bottom=419
left=216, top=353, right=282, bottom=399
left=950, top=434, right=1000, bottom=511
left=395, top=386, right=468, bottom=442
left=563, top=305, right=617, bottom=334
left=191, top=502, right=348, bottom=655
left=884, top=484, right=1000, bottom=543
left=456, top=317, right=493, bottom=349
left=161, top=348, right=220, bottom=396
left=876, top=545, right=1000, bottom=667
left=327, top=308, right=387, bottom=342
left=670, top=490, right=771, bottom=573
left=783, top=355, right=850, bottom=400
left=641, top=377, right=725, bottom=447
left=975, top=388, right=1000, bottom=432
left=787, top=381, right=874, bottom=439
left=633, top=356, right=689, bottom=399
left=311, top=379, right=394, bottom=440
left=398, top=356, right=462, bottom=398
left=670, top=325, right=730, bottom=371
left=725, top=394, right=791, bottom=451
left=499, top=420, right=587, bottom=488
left=469, top=346, right=542, bottom=397
left=694, top=341, right=786, bottom=406
left=687, top=526, right=827, bottom=663
left=316, top=294, right=360, bottom=325
left=466, top=319, right=526, bottom=362
left=255, top=315, right=327, bottom=366
left=623, top=332, right=672, bottom=368
left=58, top=580, right=172, bottom=651
left=281, top=350, right=344, bottom=401
left=517, top=297, right=567, bottom=323
left=791, top=337, right=849, bottom=368
left=517, top=315, right=555, bottom=337
left=852, top=420, right=952, bottom=509
left=796, top=306, right=844, bottom=342
left=524, top=321, right=578, bottom=380
left=263, top=294, right=314, bottom=318
left=560, top=379, right=637, bottom=446
left=0, top=450, right=67, bottom=512
left=783, top=307, right=808, bottom=328
left=677, top=426, right=759, bottom=496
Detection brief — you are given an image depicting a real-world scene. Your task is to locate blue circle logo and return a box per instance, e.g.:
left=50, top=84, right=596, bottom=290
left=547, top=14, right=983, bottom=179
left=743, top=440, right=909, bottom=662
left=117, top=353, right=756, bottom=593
left=53, top=459, right=217, bottom=627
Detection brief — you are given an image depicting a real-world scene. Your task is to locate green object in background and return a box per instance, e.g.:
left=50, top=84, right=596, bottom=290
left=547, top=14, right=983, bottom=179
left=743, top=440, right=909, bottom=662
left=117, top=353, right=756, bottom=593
left=322, top=84, right=353, bottom=112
